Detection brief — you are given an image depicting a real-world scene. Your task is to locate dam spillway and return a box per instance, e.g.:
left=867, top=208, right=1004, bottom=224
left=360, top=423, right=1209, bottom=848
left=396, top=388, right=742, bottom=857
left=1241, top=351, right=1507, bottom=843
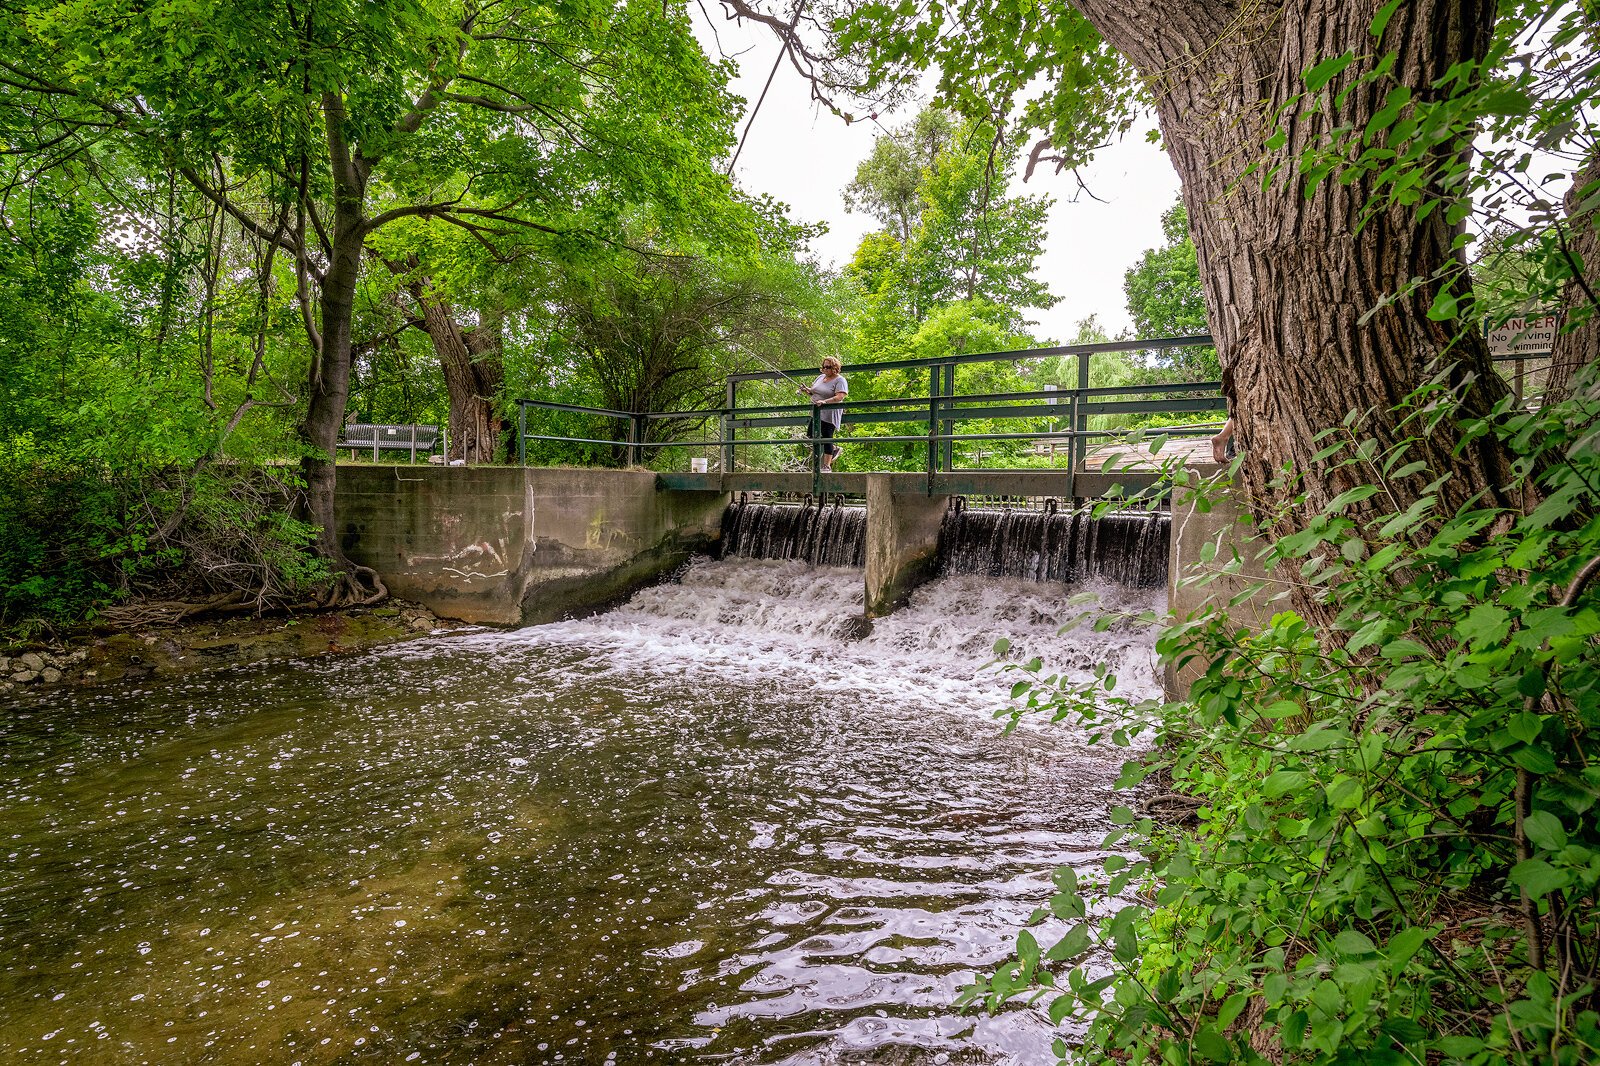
left=719, top=498, right=868, bottom=567
left=937, top=505, right=1169, bottom=588
left=721, top=498, right=1169, bottom=591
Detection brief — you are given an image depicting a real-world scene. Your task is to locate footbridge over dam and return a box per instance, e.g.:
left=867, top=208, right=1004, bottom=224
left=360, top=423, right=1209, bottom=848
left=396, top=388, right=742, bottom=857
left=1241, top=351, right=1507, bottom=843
left=334, top=335, right=1264, bottom=696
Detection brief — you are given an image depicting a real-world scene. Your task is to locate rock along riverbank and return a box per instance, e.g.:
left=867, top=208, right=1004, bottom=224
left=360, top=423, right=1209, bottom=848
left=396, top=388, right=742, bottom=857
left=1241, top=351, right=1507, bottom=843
left=0, top=601, right=458, bottom=698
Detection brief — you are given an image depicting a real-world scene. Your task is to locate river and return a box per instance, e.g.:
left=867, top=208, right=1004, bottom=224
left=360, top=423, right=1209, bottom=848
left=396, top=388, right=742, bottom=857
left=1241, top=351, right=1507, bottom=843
left=0, top=558, right=1161, bottom=1064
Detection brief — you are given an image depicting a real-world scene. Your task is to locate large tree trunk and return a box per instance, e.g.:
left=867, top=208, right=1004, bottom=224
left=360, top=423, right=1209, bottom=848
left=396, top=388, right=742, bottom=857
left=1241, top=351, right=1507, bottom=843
left=403, top=278, right=505, bottom=464
left=297, top=94, right=384, bottom=603
left=1076, top=0, right=1525, bottom=620
left=1544, top=149, right=1600, bottom=403
left=300, top=199, right=362, bottom=570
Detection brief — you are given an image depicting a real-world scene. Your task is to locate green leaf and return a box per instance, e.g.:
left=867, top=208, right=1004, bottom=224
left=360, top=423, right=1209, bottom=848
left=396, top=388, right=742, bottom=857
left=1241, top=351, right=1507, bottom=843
left=1506, top=712, right=1543, bottom=743
left=1047, top=924, right=1091, bottom=962
left=1455, top=603, right=1510, bottom=645
left=1523, top=811, right=1567, bottom=851
left=1017, top=929, right=1040, bottom=969
left=1216, top=990, right=1251, bottom=1029
left=1326, top=484, right=1380, bottom=513
left=1370, top=0, right=1406, bottom=37
left=1303, top=51, right=1356, bottom=91
left=1510, top=858, right=1570, bottom=899
left=1191, top=1025, right=1232, bottom=1062
left=1386, top=926, right=1433, bottom=974
left=1512, top=745, right=1557, bottom=775
left=1263, top=770, right=1310, bottom=797
left=1326, top=775, right=1363, bottom=809
left=1334, top=928, right=1378, bottom=956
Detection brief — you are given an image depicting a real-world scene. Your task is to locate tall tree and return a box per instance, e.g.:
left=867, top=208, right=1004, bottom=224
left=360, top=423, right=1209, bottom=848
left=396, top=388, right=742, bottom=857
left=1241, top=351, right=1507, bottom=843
left=552, top=250, right=822, bottom=450
left=4, top=0, right=742, bottom=599
left=843, top=108, right=1056, bottom=329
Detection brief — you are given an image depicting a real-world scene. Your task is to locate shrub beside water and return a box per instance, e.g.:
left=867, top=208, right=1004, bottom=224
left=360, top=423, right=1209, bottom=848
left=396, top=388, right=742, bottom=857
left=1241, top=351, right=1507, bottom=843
left=970, top=377, right=1600, bottom=1063
left=0, top=445, right=329, bottom=634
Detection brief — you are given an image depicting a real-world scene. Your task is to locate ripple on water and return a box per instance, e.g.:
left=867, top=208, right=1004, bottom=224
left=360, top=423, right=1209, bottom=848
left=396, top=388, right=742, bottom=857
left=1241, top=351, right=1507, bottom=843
left=0, top=559, right=1161, bottom=1064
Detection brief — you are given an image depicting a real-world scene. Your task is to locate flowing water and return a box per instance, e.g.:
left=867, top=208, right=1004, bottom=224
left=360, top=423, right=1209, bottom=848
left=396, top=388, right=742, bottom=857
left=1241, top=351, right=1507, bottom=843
left=938, top=508, right=1169, bottom=590
left=0, top=559, right=1162, bottom=1065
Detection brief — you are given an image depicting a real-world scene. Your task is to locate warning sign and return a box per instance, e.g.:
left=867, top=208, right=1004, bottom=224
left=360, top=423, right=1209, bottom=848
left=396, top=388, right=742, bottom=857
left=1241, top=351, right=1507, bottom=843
left=1486, top=313, right=1559, bottom=357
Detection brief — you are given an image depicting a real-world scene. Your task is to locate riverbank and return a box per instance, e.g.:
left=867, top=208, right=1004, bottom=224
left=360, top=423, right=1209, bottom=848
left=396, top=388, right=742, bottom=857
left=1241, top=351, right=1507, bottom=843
left=0, top=601, right=456, bottom=697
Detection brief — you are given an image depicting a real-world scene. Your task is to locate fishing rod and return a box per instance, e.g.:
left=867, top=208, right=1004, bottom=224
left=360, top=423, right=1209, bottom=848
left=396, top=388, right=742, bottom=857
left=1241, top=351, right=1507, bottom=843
left=742, top=349, right=818, bottom=399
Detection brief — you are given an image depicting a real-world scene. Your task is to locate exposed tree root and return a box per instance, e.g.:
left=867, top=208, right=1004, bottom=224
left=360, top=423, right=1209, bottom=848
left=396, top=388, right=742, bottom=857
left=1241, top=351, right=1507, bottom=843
left=315, top=564, right=389, bottom=609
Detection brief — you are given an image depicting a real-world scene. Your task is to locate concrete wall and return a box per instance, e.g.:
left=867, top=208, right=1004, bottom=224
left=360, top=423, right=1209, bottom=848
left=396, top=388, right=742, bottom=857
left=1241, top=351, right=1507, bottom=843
left=1164, top=481, right=1279, bottom=699
left=336, top=466, right=727, bottom=625
left=863, top=474, right=950, bottom=619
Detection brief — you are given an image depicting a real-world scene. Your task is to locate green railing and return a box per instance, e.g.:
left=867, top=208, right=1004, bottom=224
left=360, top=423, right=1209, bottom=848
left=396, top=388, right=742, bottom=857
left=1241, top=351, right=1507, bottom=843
left=514, top=335, right=1226, bottom=486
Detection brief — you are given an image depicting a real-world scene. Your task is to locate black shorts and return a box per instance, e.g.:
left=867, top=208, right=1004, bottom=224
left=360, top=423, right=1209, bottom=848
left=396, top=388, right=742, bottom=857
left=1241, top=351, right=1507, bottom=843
left=818, top=420, right=841, bottom=457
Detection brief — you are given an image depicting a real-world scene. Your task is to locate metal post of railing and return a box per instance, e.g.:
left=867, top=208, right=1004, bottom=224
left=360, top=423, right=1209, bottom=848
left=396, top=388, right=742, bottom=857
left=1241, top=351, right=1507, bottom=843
left=1073, top=351, right=1091, bottom=472
left=809, top=403, right=822, bottom=498
left=722, top=379, right=737, bottom=473
left=926, top=366, right=940, bottom=490
left=939, top=362, right=955, bottom=473
left=517, top=403, right=527, bottom=466
left=628, top=414, right=645, bottom=467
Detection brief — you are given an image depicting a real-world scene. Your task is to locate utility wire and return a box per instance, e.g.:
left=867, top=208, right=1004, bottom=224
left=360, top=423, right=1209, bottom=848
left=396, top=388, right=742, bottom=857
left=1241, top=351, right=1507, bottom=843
left=727, top=1, right=805, bottom=176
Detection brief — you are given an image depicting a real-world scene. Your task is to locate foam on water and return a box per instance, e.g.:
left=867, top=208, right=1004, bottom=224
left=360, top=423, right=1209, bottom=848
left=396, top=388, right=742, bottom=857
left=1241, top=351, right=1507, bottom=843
left=433, top=557, right=1163, bottom=718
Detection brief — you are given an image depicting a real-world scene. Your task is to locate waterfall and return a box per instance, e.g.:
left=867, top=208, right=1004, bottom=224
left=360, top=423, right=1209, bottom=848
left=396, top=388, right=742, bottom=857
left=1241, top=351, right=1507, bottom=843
left=720, top=499, right=867, bottom=568
left=937, top=504, right=1169, bottom=588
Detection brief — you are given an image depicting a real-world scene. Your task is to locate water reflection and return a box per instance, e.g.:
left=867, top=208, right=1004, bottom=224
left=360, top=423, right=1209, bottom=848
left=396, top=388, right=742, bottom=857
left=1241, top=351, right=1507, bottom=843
left=0, top=560, right=1160, bottom=1063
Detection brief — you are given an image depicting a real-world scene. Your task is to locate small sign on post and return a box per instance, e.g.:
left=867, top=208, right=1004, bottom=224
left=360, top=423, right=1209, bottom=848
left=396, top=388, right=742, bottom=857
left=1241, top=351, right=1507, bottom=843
left=1486, top=313, right=1559, bottom=357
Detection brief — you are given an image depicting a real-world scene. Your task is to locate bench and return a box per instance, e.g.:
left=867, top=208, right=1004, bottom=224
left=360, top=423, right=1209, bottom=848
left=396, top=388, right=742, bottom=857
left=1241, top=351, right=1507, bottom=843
left=339, top=423, right=442, bottom=462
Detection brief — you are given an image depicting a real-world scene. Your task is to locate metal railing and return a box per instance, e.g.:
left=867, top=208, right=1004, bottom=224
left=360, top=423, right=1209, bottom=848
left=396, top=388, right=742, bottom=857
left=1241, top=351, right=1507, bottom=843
left=515, top=335, right=1227, bottom=490
left=513, top=337, right=1556, bottom=495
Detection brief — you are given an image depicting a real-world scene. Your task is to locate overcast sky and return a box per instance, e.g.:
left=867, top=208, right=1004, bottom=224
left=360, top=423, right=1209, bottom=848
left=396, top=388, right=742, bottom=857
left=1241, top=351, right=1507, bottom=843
left=692, top=11, right=1185, bottom=342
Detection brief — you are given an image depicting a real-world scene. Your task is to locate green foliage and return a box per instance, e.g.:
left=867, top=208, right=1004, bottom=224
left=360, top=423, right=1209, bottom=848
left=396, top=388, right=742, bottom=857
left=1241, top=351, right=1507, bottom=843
left=842, top=107, right=1057, bottom=327
left=970, top=370, right=1600, bottom=1063
left=833, top=2, right=1141, bottom=177
left=1123, top=200, right=1219, bottom=382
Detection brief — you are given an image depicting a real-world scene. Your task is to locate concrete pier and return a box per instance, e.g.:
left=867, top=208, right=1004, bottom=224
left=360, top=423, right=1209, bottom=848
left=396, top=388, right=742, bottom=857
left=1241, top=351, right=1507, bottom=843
left=863, top=475, right=951, bottom=619
left=336, top=466, right=727, bottom=625
left=1163, top=479, right=1279, bottom=699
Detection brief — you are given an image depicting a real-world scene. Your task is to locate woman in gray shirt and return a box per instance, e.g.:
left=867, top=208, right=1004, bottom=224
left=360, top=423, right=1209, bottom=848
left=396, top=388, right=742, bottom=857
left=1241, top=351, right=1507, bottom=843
left=798, top=357, right=848, bottom=471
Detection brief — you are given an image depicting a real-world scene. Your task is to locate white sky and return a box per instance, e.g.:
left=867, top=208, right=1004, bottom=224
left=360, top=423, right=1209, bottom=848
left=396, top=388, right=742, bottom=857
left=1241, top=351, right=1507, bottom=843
left=694, top=11, right=1185, bottom=341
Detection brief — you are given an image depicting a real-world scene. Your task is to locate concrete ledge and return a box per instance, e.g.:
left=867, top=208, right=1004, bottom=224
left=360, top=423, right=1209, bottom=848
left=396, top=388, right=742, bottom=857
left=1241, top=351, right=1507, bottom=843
left=336, top=465, right=727, bottom=625
left=1164, top=483, right=1279, bottom=699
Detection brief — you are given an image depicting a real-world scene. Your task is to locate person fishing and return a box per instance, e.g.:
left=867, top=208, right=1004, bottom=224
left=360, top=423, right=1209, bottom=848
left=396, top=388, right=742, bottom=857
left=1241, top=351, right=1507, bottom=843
left=798, top=357, right=848, bottom=471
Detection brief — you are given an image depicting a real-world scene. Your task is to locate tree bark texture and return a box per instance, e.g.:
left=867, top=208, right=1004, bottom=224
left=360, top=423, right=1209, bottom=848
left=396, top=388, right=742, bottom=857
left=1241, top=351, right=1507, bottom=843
left=1544, top=148, right=1600, bottom=403
left=405, top=281, right=506, bottom=464
left=298, top=92, right=376, bottom=594
left=300, top=199, right=364, bottom=570
left=1074, top=1, right=1526, bottom=577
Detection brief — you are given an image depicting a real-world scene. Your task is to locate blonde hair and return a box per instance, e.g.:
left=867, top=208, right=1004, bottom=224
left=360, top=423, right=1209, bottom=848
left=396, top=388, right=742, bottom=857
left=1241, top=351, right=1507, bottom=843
left=821, top=357, right=842, bottom=371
